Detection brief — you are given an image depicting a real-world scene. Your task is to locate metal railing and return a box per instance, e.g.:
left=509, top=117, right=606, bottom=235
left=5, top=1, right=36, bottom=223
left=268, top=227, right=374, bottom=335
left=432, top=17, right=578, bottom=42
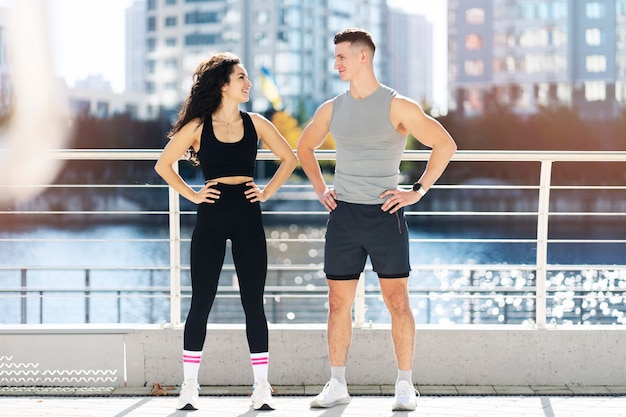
left=1, top=149, right=625, bottom=329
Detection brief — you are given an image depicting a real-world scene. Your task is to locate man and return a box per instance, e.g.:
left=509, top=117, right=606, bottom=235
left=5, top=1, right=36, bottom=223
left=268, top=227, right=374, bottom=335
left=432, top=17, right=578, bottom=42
left=296, top=28, right=457, bottom=411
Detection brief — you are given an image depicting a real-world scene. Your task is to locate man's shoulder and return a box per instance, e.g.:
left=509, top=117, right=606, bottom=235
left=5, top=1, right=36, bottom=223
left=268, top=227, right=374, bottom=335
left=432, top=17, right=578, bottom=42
left=329, top=90, right=349, bottom=103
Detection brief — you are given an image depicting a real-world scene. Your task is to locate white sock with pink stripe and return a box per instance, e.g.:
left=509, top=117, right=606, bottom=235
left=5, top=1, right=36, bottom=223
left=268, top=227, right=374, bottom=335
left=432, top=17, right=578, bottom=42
left=182, top=350, right=202, bottom=382
left=250, top=352, right=269, bottom=383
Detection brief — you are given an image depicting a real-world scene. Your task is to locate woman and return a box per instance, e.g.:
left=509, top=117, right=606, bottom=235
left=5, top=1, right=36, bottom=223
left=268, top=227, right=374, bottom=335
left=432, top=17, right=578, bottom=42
left=155, top=53, right=297, bottom=411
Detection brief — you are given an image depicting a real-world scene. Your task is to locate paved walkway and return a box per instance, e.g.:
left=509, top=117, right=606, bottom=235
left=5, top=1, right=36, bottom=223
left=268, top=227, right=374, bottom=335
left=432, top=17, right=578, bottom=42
left=2, top=385, right=626, bottom=417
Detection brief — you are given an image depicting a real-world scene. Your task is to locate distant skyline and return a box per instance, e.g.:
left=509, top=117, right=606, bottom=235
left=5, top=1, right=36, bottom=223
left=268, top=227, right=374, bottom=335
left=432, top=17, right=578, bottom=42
left=41, top=0, right=447, bottom=107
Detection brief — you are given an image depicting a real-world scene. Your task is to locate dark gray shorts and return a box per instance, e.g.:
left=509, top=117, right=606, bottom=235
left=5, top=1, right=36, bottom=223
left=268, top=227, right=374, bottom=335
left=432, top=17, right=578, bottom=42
left=324, top=201, right=411, bottom=280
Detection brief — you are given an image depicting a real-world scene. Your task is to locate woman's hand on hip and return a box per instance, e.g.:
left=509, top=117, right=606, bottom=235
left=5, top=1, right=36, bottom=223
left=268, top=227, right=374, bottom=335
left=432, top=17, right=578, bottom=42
left=245, top=181, right=266, bottom=203
left=193, top=181, right=221, bottom=204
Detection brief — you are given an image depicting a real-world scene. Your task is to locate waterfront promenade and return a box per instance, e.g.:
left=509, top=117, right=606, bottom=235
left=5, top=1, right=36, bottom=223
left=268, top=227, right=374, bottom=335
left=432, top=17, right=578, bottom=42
left=2, top=385, right=626, bottom=417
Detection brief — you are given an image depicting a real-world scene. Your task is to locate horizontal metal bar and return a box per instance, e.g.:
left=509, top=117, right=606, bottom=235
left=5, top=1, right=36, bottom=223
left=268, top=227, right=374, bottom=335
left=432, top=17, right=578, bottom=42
left=14, top=149, right=624, bottom=162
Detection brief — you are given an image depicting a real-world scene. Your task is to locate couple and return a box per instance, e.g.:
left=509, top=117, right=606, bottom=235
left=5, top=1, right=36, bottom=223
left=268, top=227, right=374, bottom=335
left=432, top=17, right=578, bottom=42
left=155, top=28, right=457, bottom=412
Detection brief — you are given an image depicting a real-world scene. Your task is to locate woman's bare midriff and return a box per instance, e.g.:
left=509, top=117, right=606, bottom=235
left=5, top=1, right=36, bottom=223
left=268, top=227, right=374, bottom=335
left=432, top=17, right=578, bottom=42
left=207, top=176, right=253, bottom=185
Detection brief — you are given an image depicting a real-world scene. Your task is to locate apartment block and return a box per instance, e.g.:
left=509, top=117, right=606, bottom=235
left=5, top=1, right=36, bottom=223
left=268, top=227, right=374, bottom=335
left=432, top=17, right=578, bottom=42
left=449, top=0, right=626, bottom=118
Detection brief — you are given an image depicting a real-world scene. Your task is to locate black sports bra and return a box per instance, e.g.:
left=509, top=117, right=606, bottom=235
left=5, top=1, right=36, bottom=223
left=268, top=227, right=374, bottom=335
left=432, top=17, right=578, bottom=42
left=196, top=111, right=258, bottom=180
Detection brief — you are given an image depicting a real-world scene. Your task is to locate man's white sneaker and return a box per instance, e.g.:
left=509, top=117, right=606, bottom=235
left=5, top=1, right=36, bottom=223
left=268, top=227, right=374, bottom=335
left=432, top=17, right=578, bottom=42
left=310, top=378, right=351, bottom=408
left=251, top=380, right=275, bottom=410
left=176, top=379, right=200, bottom=410
left=392, top=380, right=419, bottom=411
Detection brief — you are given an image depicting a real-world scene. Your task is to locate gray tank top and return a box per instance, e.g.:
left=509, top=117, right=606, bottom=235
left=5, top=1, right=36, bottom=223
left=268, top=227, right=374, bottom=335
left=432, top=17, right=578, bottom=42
left=329, top=85, right=407, bottom=204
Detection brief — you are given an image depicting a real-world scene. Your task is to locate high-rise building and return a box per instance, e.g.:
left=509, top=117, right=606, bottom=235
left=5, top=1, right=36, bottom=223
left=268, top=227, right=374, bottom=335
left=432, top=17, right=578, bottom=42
left=448, top=0, right=626, bottom=118
left=126, top=0, right=147, bottom=94
left=132, top=0, right=387, bottom=120
left=386, top=7, right=434, bottom=110
left=0, top=7, right=10, bottom=118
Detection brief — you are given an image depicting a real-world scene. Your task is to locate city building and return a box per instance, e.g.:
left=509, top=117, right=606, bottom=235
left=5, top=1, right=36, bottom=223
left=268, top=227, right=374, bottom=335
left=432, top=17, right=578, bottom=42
left=448, top=0, right=626, bottom=118
left=2, top=2, right=436, bottom=123
left=386, top=7, right=434, bottom=111
left=126, top=0, right=148, bottom=94
left=133, top=0, right=388, bottom=121
left=68, top=74, right=153, bottom=120
left=0, top=7, right=9, bottom=118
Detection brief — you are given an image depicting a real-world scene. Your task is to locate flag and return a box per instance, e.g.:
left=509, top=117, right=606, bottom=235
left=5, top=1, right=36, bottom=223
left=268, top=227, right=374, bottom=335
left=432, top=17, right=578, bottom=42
left=259, top=66, right=284, bottom=111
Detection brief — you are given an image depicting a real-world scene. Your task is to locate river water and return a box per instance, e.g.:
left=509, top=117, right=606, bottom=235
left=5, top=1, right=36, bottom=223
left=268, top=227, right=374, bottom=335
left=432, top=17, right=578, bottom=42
left=0, top=220, right=624, bottom=325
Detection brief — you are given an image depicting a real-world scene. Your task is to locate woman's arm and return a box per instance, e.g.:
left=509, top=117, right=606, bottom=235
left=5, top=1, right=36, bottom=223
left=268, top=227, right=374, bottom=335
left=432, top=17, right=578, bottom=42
left=249, top=113, right=298, bottom=202
left=154, top=119, right=221, bottom=204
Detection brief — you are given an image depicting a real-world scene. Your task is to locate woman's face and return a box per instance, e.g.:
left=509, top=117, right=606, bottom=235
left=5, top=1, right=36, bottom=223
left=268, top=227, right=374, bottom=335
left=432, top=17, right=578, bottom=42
left=223, top=64, right=252, bottom=103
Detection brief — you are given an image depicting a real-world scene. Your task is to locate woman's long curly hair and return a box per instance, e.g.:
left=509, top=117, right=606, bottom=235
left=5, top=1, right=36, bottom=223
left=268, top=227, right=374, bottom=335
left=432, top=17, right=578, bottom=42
left=168, top=53, right=241, bottom=164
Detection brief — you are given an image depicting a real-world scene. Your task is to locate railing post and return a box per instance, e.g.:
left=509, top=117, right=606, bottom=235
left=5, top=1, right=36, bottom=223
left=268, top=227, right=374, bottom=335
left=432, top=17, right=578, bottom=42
left=20, top=268, right=27, bottom=324
left=353, top=272, right=366, bottom=328
left=168, top=162, right=182, bottom=325
left=85, top=269, right=90, bottom=323
left=535, top=160, right=552, bottom=329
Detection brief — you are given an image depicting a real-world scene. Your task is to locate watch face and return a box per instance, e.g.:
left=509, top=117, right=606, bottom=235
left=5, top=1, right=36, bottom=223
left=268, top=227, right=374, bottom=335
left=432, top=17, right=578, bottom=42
left=412, top=183, right=422, bottom=191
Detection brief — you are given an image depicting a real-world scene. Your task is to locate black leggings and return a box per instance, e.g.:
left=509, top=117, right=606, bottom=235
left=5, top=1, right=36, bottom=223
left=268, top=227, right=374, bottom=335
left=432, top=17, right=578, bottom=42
left=184, top=183, right=268, bottom=353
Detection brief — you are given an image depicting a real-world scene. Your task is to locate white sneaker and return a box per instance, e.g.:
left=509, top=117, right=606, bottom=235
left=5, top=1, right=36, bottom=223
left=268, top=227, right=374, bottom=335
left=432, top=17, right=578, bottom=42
left=392, top=380, right=419, bottom=411
left=176, top=379, right=200, bottom=410
left=251, top=380, right=275, bottom=410
left=310, top=378, right=351, bottom=408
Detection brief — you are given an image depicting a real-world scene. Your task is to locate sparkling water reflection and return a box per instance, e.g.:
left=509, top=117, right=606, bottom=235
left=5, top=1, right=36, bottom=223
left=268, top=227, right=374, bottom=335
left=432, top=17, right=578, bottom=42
left=0, top=222, right=624, bottom=325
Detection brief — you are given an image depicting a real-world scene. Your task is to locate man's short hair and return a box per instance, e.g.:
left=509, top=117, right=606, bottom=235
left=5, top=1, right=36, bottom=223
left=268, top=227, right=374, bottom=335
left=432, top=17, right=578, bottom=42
left=334, top=28, right=376, bottom=55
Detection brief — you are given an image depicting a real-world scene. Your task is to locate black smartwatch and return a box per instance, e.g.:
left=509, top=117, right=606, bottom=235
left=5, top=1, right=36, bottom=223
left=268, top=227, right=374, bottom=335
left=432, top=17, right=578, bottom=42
left=412, top=182, right=426, bottom=196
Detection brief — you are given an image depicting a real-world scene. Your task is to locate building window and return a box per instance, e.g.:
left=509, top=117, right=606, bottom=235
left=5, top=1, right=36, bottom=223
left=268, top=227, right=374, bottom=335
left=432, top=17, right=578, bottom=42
left=618, top=54, right=626, bottom=76
left=617, top=81, right=626, bottom=102
left=493, top=31, right=507, bottom=47
left=254, top=32, right=269, bottom=47
left=164, top=59, right=178, bottom=69
left=505, top=56, right=517, bottom=73
left=165, top=38, right=177, bottom=47
left=586, top=28, right=602, bottom=46
left=185, top=33, right=222, bottom=46
left=165, top=82, right=178, bottom=90
left=463, top=88, right=484, bottom=113
left=256, top=10, right=269, bottom=25
left=520, top=28, right=549, bottom=48
left=523, top=54, right=566, bottom=74
left=146, top=60, right=156, bottom=74
left=586, top=55, right=607, bottom=72
left=584, top=81, right=606, bottom=101
left=166, top=0, right=177, bottom=4
left=147, top=16, right=156, bottom=31
left=465, top=34, right=483, bottom=50
left=520, top=3, right=533, bottom=19
left=557, top=83, right=572, bottom=105
left=145, top=82, right=155, bottom=94
left=95, top=102, right=109, bottom=118
left=493, top=58, right=504, bottom=73
left=465, top=8, right=485, bottom=24
left=586, top=2, right=605, bottom=19
left=125, top=104, right=139, bottom=118
left=549, top=27, right=568, bottom=47
left=186, top=11, right=220, bottom=24
left=553, top=1, right=568, bottom=19
left=165, top=16, right=177, bottom=27
left=146, top=38, right=157, bottom=52
left=464, top=59, right=484, bottom=76
left=147, top=0, right=156, bottom=10
left=525, top=55, right=543, bottom=73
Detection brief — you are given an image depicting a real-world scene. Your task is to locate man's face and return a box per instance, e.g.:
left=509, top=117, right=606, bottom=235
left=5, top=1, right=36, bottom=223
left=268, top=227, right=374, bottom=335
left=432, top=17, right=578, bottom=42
left=333, top=41, right=362, bottom=81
